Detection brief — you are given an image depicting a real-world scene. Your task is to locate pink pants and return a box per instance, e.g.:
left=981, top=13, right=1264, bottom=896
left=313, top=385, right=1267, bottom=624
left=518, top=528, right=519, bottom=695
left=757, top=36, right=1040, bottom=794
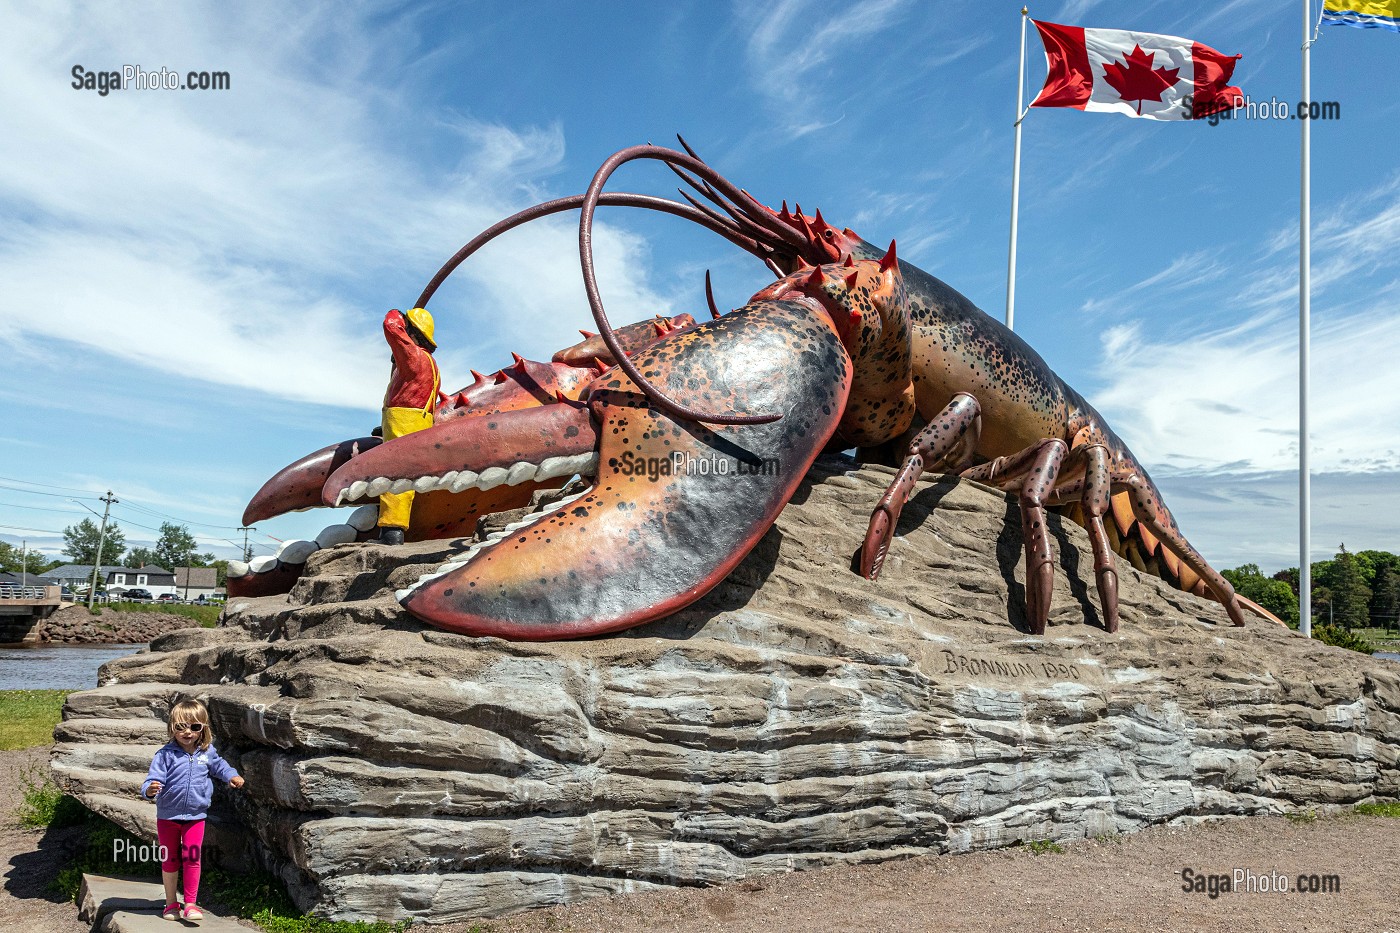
left=156, top=818, right=206, bottom=904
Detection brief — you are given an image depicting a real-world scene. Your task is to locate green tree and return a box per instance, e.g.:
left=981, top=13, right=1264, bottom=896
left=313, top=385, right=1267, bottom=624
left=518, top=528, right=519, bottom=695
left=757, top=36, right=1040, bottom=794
left=207, top=559, right=230, bottom=587
left=153, top=523, right=214, bottom=570
left=1222, top=564, right=1300, bottom=628
left=0, top=541, right=56, bottom=575
left=1329, top=545, right=1372, bottom=630
left=61, top=518, right=127, bottom=567
left=124, top=546, right=160, bottom=568
left=1370, top=563, right=1400, bottom=632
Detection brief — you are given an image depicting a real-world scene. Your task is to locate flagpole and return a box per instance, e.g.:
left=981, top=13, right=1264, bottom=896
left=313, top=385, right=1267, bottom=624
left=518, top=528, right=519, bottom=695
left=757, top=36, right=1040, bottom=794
left=1299, top=0, right=1313, bottom=639
left=1006, top=6, right=1029, bottom=331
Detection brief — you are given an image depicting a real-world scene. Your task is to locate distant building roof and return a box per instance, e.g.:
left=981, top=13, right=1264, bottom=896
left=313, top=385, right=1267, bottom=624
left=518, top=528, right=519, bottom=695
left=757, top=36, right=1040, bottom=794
left=0, top=571, right=60, bottom=586
left=175, top=567, right=218, bottom=588
left=105, top=567, right=175, bottom=584
left=46, top=564, right=126, bottom=581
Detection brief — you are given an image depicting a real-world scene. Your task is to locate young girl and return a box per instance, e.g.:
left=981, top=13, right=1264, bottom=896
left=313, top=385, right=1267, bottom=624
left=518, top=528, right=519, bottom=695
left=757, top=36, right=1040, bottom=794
left=142, top=698, right=245, bottom=922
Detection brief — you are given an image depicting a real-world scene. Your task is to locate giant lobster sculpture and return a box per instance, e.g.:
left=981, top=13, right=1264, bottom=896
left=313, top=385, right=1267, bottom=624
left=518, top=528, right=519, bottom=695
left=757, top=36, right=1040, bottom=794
left=234, top=140, right=1277, bottom=639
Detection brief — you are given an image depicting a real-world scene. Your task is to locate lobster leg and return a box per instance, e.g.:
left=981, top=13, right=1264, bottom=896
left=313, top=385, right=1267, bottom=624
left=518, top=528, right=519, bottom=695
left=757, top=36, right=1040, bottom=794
left=962, top=439, right=1068, bottom=634
left=1077, top=445, right=1119, bottom=633
left=859, top=392, right=980, bottom=580
left=1116, top=472, right=1246, bottom=627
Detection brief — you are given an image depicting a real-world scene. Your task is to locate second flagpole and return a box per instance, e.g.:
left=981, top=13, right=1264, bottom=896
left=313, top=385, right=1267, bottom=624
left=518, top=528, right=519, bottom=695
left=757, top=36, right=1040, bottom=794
left=1006, top=7, right=1029, bottom=331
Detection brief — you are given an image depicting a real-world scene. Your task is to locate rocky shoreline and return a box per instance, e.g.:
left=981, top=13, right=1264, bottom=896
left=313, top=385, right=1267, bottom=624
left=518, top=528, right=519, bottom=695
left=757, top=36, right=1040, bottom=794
left=35, top=606, right=210, bottom=645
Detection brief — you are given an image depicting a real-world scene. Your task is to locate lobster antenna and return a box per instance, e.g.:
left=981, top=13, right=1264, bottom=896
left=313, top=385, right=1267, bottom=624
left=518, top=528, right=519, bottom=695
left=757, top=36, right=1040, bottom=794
left=579, top=144, right=781, bottom=425
left=674, top=135, right=809, bottom=253
left=415, top=191, right=761, bottom=310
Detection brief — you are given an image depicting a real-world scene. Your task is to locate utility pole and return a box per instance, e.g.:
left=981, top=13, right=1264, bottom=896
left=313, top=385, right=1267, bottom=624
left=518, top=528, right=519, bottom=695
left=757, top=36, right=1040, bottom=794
left=238, top=526, right=255, bottom=562
left=21, top=539, right=26, bottom=588
left=87, top=491, right=117, bottom=610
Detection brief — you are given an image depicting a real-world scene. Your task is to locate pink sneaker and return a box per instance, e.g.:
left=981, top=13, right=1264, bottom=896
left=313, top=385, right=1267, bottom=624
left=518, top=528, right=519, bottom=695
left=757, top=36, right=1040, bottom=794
left=183, top=903, right=204, bottom=922
left=161, top=903, right=181, bottom=920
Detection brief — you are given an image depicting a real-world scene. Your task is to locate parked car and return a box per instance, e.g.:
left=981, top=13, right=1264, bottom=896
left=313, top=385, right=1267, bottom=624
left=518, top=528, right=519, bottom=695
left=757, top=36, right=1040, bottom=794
left=122, top=588, right=155, bottom=602
left=157, top=593, right=181, bottom=603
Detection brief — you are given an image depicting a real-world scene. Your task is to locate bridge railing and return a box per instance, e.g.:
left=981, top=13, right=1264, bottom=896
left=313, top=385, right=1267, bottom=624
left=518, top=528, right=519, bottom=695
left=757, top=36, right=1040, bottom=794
left=0, top=584, right=62, bottom=601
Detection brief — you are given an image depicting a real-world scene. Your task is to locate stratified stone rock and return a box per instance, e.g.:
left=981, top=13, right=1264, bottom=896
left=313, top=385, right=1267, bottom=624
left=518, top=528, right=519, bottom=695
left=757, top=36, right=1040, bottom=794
left=51, top=459, right=1400, bottom=924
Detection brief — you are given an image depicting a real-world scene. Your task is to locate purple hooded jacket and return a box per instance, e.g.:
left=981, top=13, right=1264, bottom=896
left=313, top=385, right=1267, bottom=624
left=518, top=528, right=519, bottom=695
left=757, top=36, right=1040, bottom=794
left=141, top=740, right=240, bottom=821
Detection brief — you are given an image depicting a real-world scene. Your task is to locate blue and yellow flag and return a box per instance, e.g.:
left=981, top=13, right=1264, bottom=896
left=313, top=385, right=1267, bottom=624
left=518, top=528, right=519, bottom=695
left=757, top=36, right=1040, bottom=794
left=1323, top=0, right=1400, bottom=31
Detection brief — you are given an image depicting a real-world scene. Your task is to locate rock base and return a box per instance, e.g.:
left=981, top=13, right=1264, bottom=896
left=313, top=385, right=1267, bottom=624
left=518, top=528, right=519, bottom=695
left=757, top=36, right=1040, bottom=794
left=51, top=460, right=1400, bottom=923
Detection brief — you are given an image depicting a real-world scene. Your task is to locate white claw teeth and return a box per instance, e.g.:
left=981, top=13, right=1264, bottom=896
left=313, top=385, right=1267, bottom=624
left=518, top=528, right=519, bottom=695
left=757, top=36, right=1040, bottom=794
left=450, top=471, right=479, bottom=493
left=367, top=477, right=393, bottom=497
left=438, top=471, right=459, bottom=490
left=335, top=490, right=347, bottom=507
left=434, top=560, right=470, bottom=574
left=349, top=480, right=369, bottom=501
left=389, top=478, right=413, bottom=494
left=414, top=476, right=438, bottom=494
left=538, top=452, right=599, bottom=481
left=347, top=504, right=379, bottom=531
left=506, top=461, right=538, bottom=486
left=476, top=466, right=508, bottom=490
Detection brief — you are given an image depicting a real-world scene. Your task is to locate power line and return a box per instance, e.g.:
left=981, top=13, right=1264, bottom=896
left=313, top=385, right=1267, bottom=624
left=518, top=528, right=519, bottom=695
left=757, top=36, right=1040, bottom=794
left=119, top=500, right=244, bottom=531
left=0, top=523, right=68, bottom=535
left=0, top=481, right=102, bottom=500
left=0, top=475, right=241, bottom=530
left=0, top=500, right=89, bottom=515
left=0, top=475, right=106, bottom=495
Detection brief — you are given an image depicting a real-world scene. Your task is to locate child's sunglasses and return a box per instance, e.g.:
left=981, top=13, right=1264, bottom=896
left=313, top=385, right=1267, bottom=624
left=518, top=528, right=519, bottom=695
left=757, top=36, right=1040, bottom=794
left=173, top=723, right=204, bottom=733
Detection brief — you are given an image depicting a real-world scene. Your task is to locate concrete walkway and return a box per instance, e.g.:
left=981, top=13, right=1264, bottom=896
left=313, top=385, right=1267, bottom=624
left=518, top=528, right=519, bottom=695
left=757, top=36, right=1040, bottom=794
left=77, top=875, right=245, bottom=932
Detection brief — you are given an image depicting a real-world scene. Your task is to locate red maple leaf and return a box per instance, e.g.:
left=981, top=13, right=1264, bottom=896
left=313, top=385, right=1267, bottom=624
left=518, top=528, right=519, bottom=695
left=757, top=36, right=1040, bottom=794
left=1101, top=45, right=1181, bottom=115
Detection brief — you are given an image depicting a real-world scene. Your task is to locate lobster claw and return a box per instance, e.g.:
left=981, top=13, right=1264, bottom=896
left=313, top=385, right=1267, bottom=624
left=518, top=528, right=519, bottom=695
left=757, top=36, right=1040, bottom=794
left=243, top=437, right=382, bottom=526
left=326, top=299, right=852, bottom=640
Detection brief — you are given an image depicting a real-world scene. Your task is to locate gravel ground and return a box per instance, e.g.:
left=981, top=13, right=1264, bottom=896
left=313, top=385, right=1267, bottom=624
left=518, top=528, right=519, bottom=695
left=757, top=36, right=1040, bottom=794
left=3, top=746, right=1397, bottom=932
left=1, top=746, right=93, bottom=933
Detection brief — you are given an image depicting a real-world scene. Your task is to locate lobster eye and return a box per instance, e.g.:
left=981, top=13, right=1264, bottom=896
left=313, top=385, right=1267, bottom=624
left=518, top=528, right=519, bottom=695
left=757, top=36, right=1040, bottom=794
left=822, top=230, right=833, bottom=241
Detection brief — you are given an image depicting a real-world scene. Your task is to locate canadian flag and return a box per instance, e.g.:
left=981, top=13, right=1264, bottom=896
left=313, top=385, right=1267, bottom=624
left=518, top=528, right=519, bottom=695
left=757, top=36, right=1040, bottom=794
left=1030, top=20, right=1243, bottom=121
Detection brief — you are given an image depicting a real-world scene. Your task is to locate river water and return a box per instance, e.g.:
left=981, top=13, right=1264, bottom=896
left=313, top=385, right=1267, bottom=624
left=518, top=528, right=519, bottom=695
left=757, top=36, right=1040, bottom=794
left=0, top=644, right=145, bottom=691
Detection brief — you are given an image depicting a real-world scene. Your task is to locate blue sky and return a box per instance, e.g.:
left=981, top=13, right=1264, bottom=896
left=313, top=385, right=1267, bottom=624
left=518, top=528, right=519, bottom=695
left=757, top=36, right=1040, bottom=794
left=1, top=0, right=1396, bottom=574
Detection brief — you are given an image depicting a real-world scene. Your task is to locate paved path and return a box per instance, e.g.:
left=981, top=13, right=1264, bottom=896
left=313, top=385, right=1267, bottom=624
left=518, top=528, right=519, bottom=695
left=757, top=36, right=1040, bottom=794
left=79, top=874, right=244, bottom=932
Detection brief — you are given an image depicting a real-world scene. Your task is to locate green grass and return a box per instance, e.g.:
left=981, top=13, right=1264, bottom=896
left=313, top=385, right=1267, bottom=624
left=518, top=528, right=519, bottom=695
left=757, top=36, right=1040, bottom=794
left=1354, top=801, right=1400, bottom=817
left=1351, top=627, right=1400, bottom=651
left=159, top=863, right=413, bottom=932
left=0, top=689, right=72, bottom=750
left=1021, top=839, right=1065, bottom=855
left=91, top=602, right=222, bottom=627
left=1286, top=809, right=1319, bottom=824
left=15, top=759, right=88, bottom=829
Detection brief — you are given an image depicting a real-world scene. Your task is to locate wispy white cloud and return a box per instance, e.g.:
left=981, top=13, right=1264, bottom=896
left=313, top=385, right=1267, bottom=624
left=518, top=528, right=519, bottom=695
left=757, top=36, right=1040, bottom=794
left=0, top=3, right=672, bottom=412
left=737, top=0, right=911, bottom=135
left=1080, top=250, right=1229, bottom=316
left=1091, top=178, right=1400, bottom=480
